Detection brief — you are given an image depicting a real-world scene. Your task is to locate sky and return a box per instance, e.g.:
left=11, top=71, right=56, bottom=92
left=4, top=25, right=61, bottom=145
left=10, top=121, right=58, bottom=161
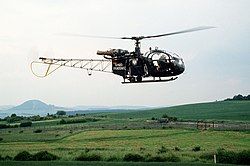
left=0, top=0, right=249, bottom=107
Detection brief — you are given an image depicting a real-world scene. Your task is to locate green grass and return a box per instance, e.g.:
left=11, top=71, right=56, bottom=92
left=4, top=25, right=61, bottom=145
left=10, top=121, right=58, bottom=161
left=32, top=119, right=60, bottom=126
left=0, top=101, right=249, bottom=164
left=107, top=101, right=250, bottom=122
left=0, top=161, right=232, bottom=166
left=0, top=129, right=249, bottom=161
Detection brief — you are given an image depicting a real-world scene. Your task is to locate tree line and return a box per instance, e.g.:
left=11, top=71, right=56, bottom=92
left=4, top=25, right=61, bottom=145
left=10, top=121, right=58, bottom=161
left=225, top=94, right=250, bottom=101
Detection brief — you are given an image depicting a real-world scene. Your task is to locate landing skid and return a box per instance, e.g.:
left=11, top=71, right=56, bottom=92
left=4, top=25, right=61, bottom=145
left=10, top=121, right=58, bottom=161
left=122, top=77, right=178, bottom=84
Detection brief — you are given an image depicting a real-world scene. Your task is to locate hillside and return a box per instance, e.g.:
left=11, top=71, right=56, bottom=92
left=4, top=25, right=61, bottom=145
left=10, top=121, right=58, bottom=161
left=3, top=100, right=56, bottom=116
left=9, top=100, right=53, bottom=111
left=109, top=101, right=250, bottom=122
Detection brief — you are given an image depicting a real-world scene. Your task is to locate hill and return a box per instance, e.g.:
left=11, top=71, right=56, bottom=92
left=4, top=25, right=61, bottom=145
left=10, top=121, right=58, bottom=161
left=3, top=100, right=56, bottom=116
left=0, top=105, right=14, bottom=110
left=0, top=100, right=153, bottom=118
left=10, top=100, right=52, bottom=111
left=108, top=101, right=250, bottom=122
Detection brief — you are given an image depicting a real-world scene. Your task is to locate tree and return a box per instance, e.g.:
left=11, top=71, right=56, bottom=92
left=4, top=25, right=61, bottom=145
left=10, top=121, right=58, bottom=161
left=233, top=94, right=244, bottom=100
left=56, top=111, right=66, bottom=116
left=246, top=95, right=250, bottom=100
left=20, top=121, right=32, bottom=127
left=11, top=114, right=17, bottom=118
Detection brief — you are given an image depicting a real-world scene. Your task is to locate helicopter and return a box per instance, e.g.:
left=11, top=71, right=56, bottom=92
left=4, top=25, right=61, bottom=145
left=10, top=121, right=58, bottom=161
left=31, top=26, right=214, bottom=83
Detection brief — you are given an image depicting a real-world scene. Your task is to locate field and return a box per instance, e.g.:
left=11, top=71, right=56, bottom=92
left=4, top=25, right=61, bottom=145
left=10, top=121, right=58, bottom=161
left=106, top=101, right=250, bottom=122
left=0, top=161, right=232, bottom=166
left=0, top=128, right=249, bottom=162
left=0, top=101, right=249, bottom=165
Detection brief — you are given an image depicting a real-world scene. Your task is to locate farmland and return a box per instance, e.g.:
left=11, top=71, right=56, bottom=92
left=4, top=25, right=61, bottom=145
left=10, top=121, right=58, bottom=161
left=0, top=129, right=249, bottom=161
left=0, top=100, right=249, bottom=165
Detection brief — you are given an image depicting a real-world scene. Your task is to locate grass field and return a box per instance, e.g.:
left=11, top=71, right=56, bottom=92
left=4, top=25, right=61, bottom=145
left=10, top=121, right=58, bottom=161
left=0, top=129, right=249, bottom=162
left=0, top=161, right=232, bottom=166
left=107, top=101, right=250, bottom=122
left=0, top=100, right=249, bottom=165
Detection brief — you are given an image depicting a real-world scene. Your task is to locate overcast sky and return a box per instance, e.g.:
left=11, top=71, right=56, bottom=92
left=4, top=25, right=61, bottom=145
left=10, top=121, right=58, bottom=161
left=0, top=0, right=249, bottom=107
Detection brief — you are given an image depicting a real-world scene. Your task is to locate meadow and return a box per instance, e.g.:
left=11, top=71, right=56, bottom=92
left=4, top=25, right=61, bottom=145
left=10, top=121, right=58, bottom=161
left=0, top=100, right=249, bottom=165
left=0, top=128, right=249, bottom=161
left=106, top=101, right=250, bottom=122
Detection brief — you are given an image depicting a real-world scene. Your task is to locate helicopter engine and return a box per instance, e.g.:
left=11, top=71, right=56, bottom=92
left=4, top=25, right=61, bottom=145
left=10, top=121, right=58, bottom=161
left=97, top=49, right=129, bottom=58
left=97, top=49, right=129, bottom=76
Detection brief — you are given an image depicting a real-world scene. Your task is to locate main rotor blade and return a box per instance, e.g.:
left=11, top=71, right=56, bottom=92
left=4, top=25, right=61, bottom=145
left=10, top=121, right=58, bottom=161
left=56, top=26, right=215, bottom=41
left=141, top=26, right=215, bottom=39
left=55, top=33, right=122, bottom=39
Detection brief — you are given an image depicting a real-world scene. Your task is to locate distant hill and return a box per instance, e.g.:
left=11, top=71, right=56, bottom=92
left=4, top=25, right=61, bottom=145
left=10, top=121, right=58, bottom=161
left=0, top=100, right=154, bottom=118
left=2, top=100, right=57, bottom=117
left=109, top=101, right=250, bottom=122
left=0, top=105, right=14, bottom=110
left=10, top=100, right=53, bottom=111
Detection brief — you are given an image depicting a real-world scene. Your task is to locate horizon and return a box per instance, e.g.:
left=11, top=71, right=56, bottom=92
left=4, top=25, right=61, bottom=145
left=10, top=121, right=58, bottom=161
left=1, top=93, right=248, bottom=109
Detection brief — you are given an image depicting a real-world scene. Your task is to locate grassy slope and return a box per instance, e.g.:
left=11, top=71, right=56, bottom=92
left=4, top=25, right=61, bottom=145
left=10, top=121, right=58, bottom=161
left=108, top=101, right=250, bottom=122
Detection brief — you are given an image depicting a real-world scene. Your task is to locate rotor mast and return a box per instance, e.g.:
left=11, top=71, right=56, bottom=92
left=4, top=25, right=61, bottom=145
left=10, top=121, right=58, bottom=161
left=134, top=38, right=141, bottom=57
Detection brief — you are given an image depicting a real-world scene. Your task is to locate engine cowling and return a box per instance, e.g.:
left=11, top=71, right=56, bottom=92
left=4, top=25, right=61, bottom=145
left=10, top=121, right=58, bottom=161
left=97, top=49, right=129, bottom=58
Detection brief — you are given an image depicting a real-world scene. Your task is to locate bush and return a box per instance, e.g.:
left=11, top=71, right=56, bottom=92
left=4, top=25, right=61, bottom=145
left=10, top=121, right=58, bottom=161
left=0, top=124, right=8, bottom=129
left=33, top=129, right=42, bottom=133
left=14, top=151, right=33, bottom=161
left=0, top=155, right=12, bottom=161
left=192, top=146, right=201, bottom=152
left=237, top=150, right=250, bottom=165
left=217, top=149, right=236, bottom=164
left=0, top=124, right=18, bottom=129
left=174, top=146, right=180, bottom=151
left=123, top=153, right=145, bottom=162
left=162, top=114, right=169, bottom=118
left=85, top=148, right=90, bottom=153
left=162, top=114, right=177, bottom=121
left=20, top=121, right=32, bottom=127
left=75, top=153, right=102, bottom=161
left=56, top=111, right=66, bottom=116
left=0, top=137, right=3, bottom=141
left=217, top=149, right=250, bottom=165
left=158, top=146, right=167, bottom=154
left=33, top=151, right=59, bottom=161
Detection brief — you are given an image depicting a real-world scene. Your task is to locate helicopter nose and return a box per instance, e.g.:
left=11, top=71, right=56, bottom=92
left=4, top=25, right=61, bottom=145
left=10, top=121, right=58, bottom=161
left=176, top=59, right=185, bottom=73
left=180, top=64, right=185, bottom=73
